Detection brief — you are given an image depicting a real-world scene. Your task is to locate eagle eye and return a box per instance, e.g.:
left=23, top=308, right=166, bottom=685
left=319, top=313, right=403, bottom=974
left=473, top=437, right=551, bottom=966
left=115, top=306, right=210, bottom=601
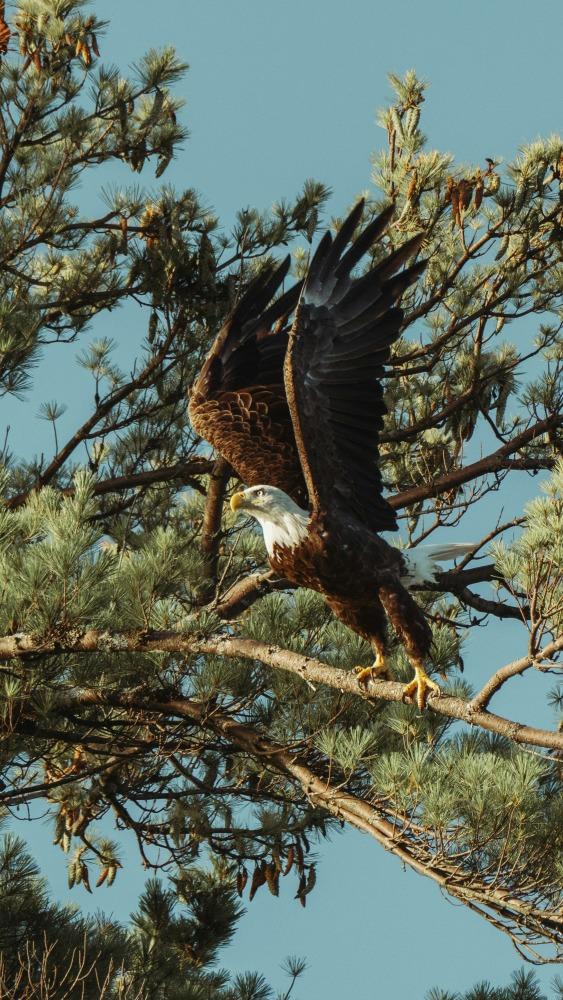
left=255, top=488, right=265, bottom=498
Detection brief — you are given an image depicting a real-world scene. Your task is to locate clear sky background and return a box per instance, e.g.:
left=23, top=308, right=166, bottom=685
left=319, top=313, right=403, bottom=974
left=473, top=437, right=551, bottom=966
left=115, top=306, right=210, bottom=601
left=7, top=0, right=563, bottom=997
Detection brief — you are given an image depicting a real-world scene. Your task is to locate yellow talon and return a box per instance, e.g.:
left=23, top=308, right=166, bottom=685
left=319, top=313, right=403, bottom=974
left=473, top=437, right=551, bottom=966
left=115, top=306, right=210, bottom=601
left=355, top=666, right=374, bottom=687
left=355, top=652, right=389, bottom=687
left=403, top=661, right=441, bottom=710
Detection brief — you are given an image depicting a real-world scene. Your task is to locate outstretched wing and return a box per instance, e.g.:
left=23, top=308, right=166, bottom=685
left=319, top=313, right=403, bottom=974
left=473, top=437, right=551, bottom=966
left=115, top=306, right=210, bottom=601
left=284, top=201, right=425, bottom=533
left=188, top=260, right=307, bottom=504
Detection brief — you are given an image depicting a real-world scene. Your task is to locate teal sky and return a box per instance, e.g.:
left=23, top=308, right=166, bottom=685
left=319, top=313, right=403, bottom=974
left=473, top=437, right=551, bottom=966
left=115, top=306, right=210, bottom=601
left=8, top=0, right=563, bottom=996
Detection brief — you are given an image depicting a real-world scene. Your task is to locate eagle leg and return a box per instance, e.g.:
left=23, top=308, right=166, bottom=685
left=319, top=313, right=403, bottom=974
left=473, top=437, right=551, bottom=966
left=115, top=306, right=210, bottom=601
left=403, top=659, right=441, bottom=710
left=355, top=649, right=389, bottom=687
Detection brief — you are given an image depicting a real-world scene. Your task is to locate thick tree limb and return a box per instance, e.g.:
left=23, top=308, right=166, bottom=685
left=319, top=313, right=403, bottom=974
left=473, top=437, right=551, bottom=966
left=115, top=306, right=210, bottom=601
left=200, top=456, right=231, bottom=597
left=1, top=629, right=561, bottom=751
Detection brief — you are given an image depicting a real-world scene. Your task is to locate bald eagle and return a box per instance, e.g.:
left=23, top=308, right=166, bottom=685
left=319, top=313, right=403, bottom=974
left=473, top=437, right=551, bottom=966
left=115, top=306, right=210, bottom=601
left=189, top=201, right=471, bottom=708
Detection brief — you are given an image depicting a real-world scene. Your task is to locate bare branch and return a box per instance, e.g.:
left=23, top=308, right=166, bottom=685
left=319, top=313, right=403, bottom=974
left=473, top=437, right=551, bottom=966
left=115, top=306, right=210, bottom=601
left=200, top=456, right=231, bottom=597
left=470, top=635, right=563, bottom=711
left=5, top=458, right=213, bottom=510
left=447, top=583, right=528, bottom=621
left=390, top=415, right=561, bottom=510
left=212, top=570, right=293, bottom=619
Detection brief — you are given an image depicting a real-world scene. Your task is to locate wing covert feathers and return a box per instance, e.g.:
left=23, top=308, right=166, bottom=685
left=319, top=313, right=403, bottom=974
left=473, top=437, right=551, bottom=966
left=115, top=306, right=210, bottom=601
left=188, top=263, right=307, bottom=504
left=284, top=200, right=426, bottom=533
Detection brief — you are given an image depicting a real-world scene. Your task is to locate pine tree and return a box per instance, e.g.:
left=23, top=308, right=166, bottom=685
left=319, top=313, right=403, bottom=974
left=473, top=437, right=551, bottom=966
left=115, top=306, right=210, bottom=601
left=0, top=1, right=560, bottom=981
left=0, top=821, right=302, bottom=998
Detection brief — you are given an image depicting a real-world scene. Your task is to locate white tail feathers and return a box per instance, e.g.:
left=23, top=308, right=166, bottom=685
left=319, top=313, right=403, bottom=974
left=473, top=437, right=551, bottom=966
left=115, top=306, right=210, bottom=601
left=419, top=543, right=476, bottom=562
left=401, top=543, right=476, bottom=587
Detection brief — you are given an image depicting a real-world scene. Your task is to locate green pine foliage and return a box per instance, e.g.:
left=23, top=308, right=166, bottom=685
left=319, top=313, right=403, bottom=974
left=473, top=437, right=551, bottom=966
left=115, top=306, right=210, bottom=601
left=0, top=821, right=296, bottom=999
left=427, top=968, right=563, bottom=1000
left=492, top=460, right=563, bottom=637
left=0, top=2, right=560, bottom=984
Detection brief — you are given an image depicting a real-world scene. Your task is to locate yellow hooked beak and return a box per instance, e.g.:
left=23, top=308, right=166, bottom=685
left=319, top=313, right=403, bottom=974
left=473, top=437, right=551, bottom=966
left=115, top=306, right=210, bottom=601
left=230, top=492, right=245, bottom=512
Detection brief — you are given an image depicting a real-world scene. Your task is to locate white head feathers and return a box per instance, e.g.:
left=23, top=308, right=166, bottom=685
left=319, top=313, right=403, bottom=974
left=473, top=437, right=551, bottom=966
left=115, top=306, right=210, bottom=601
left=230, top=485, right=309, bottom=556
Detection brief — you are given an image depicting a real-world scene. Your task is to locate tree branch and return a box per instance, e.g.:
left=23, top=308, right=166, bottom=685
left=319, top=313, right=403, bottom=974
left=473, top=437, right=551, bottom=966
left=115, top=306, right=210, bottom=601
left=32, top=311, right=185, bottom=490
left=2, top=630, right=561, bottom=751
left=63, top=684, right=563, bottom=961
left=389, top=414, right=561, bottom=510
left=200, top=456, right=231, bottom=596
left=5, top=458, right=213, bottom=510
left=212, top=570, right=293, bottom=619
left=469, top=635, right=563, bottom=711
left=444, top=583, right=528, bottom=621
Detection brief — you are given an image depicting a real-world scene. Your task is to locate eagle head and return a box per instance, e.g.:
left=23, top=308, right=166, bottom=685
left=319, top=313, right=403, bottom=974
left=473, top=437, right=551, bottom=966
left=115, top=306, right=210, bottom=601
left=230, top=484, right=295, bottom=514
left=230, top=485, right=309, bottom=555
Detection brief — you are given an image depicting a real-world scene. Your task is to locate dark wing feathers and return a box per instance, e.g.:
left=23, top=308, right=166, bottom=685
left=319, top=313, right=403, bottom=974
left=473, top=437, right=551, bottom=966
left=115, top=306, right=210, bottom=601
left=190, top=200, right=425, bottom=534
left=284, top=201, right=425, bottom=533
left=188, top=263, right=307, bottom=504
left=258, top=280, right=303, bottom=334
left=315, top=200, right=365, bottom=282
left=303, top=203, right=393, bottom=307
left=333, top=204, right=395, bottom=279
left=216, top=256, right=294, bottom=370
